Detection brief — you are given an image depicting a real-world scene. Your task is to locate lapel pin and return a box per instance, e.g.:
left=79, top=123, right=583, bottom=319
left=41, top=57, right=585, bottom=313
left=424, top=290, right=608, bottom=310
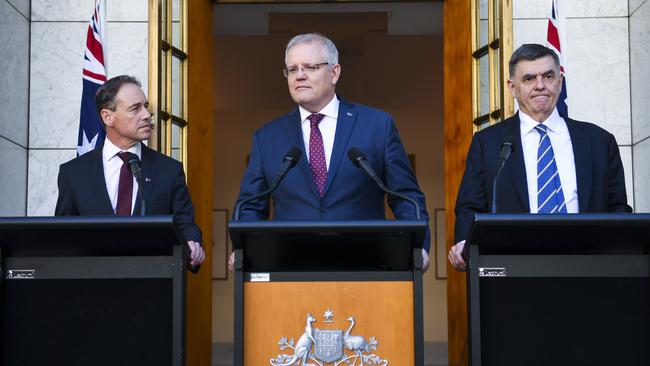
left=347, top=112, right=353, bottom=117
left=145, top=177, right=152, bottom=182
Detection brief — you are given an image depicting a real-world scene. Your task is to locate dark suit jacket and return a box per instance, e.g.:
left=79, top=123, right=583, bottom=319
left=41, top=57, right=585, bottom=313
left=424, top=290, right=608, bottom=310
left=235, top=99, right=431, bottom=251
left=55, top=142, right=201, bottom=243
left=454, top=112, right=632, bottom=243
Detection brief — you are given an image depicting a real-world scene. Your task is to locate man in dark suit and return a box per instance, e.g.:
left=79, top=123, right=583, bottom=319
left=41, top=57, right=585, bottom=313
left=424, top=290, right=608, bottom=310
left=231, top=33, right=430, bottom=270
left=449, top=43, right=632, bottom=271
left=55, top=75, right=205, bottom=268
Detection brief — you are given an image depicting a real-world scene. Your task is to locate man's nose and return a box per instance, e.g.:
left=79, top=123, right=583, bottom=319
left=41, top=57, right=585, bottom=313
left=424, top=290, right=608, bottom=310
left=142, top=109, right=153, bottom=120
left=295, top=67, right=308, bottom=79
left=533, top=75, right=545, bottom=89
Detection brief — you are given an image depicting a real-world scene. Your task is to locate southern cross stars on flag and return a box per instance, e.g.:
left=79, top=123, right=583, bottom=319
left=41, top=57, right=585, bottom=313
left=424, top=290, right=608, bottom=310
left=78, top=0, right=107, bottom=156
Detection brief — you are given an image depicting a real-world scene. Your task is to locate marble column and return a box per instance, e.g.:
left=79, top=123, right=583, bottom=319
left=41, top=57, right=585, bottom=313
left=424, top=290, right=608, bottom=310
left=630, top=0, right=650, bottom=212
left=0, top=0, right=30, bottom=216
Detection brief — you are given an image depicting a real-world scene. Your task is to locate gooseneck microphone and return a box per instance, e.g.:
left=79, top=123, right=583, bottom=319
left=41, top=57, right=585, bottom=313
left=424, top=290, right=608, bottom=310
left=125, top=152, right=146, bottom=216
left=491, top=134, right=515, bottom=213
left=234, top=147, right=302, bottom=221
left=347, top=147, right=421, bottom=220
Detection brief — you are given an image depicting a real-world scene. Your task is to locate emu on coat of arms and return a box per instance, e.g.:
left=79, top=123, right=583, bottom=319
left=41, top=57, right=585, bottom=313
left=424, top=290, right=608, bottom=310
left=269, top=311, right=388, bottom=366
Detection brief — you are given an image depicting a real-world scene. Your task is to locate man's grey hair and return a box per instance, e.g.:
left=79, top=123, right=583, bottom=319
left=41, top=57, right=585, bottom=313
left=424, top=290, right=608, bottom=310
left=285, top=33, right=339, bottom=66
left=509, top=43, right=560, bottom=77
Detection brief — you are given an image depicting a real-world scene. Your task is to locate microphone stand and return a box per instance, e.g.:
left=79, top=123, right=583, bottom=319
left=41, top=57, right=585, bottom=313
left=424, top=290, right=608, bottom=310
left=348, top=149, right=421, bottom=220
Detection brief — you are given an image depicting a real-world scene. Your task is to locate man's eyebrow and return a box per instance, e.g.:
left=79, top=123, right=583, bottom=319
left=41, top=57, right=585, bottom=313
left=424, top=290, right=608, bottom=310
left=521, top=69, right=556, bottom=78
left=128, top=102, right=143, bottom=109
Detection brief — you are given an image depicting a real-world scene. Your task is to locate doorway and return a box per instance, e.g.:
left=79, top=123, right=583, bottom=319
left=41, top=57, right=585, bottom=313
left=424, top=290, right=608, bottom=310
left=211, top=2, right=447, bottom=365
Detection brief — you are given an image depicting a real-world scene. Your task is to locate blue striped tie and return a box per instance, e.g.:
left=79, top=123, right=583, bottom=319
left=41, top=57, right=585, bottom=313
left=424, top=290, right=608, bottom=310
left=535, top=124, right=567, bottom=214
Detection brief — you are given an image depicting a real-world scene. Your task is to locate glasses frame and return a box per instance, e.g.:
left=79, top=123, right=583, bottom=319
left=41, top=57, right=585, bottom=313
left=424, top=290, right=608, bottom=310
left=282, top=62, right=330, bottom=78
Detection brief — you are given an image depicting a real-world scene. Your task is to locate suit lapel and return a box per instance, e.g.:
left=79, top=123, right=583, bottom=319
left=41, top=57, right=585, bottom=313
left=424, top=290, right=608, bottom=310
left=565, top=118, right=591, bottom=211
left=503, top=113, right=530, bottom=211
left=322, top=100, right=356, bottom=197
left=88, top=144, right=115, bottom=214
left=135, top=143, right=157, bottom=213
left=284, top=109, right=321, bottom=199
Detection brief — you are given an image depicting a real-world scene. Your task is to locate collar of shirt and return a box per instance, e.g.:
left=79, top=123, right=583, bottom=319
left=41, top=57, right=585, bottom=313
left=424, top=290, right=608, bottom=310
left=298, top=95, right=340, bottom=123
left=102, top=138, right=142, bottom=164
left=299, top=95, right=339, bottom=168
left=101, top=138, right=142, bottom=214
left=519, top=108, right=566, bottom=137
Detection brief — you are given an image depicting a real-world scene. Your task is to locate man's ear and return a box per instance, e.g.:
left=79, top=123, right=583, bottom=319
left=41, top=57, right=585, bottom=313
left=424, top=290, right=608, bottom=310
left=331, top=63, right=341, bottom=85
left=100, top=109, right=112, bottom=127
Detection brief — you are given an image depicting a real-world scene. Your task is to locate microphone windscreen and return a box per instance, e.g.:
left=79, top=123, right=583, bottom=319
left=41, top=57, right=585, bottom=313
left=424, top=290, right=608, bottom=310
left=502, top=134, right=516, bottom=151
left=126, top=152, right=140, bottom=165
left=285, top=147, right=302, bottom=167
left=347, top=147, right=363, bottom=167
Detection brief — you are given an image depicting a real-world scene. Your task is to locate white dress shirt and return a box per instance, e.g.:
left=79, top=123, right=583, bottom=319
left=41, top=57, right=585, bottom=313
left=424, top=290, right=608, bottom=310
left=102, top=138, right=141, bottom=214
left=299, top=95, right=339, bottom=169
left=519, top=109, right=579, bottom=213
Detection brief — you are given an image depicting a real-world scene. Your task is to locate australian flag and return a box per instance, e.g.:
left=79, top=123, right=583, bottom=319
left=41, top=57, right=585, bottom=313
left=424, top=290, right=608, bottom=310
left=547, top=0, right=568, bottom=117
left=78, top=0, right=107, bottom=156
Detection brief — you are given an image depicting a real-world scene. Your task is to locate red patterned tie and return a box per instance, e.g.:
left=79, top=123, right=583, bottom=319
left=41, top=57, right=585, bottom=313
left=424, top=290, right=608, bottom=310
left=115, top=152, right=133, bottom=216
left=308, top=113, right=327, bottom=197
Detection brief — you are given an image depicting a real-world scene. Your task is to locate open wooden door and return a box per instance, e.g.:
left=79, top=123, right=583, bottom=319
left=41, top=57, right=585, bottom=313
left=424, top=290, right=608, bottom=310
left=186, top=0, right=214, bottom=365
left=443, top=1, right=472, bottom=365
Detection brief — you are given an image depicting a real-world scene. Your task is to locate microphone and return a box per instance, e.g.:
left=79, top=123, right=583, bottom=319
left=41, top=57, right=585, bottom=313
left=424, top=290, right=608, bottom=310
left=491, top=134, right=515, bottom=213
left=234, top=147, right=302, bottom=220
left=347, top=148, right=421, bottom=220
left=125, top=152, right=146, bottom=216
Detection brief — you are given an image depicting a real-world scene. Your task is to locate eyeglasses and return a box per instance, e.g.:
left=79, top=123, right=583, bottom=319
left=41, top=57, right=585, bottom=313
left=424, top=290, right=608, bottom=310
left=283, top=62, right=330, bottom=78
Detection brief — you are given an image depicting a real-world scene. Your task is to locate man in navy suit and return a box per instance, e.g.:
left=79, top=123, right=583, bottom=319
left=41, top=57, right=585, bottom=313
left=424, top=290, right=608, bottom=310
left=55, top=75, right=205, bottom=268
left=231, top=33, right=430, bottom=271
left=449, top=44, right=632, bottom=271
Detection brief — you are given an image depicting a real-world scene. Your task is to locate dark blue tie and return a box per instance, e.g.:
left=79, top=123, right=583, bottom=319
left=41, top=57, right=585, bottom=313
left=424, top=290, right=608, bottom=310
left=535, top=124, right=567, bottom=214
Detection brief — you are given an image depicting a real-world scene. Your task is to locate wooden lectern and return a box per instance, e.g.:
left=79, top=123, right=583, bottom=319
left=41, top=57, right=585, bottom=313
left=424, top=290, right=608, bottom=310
left=229, top=220, right=426, bottom=366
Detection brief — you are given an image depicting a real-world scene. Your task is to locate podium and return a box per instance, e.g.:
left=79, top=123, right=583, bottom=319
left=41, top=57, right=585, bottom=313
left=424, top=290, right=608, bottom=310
left=0, top=216, right=187, bottom=366
left=229, top=220, right=426, bottom=366
left=465, top=213, right=650, bottom=366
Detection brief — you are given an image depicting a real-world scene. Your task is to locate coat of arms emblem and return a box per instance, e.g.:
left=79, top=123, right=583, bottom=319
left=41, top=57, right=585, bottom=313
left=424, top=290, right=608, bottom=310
left=269, top=310, right=388, bottom=366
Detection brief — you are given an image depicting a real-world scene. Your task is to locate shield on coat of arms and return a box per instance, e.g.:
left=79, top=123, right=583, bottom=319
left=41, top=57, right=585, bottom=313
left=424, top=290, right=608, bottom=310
left=313, top=329, right=343, bottom=363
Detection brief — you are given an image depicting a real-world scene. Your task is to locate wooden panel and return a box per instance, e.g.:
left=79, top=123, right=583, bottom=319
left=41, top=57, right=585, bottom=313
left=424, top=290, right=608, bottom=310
left=244, top=281, right=414, bottom=365
left=186, top=0, right=214, bottom=365
left=443, top=0, right=472, bottom=365
left=269, top=12, right=388, bottom=35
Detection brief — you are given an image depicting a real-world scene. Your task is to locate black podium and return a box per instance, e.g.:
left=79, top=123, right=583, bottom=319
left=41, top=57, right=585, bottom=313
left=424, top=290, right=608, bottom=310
left=0, top=216, right=187, bottom=366
left=465, top=213, right=650, bottom=366
left=229, top=220, right=426, bottom=366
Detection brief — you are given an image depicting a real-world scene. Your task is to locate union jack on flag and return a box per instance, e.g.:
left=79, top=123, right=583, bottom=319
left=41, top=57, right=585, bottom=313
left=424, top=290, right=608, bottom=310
left=547, top=0, right=568, bottom=117
left=78, top=0, right=107, bottom=156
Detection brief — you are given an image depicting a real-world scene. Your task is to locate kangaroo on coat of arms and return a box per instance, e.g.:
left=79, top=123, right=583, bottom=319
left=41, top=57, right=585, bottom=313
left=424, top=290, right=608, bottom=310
left=270, top=313, right=316, bottom=366
left=270, top=311, right=388, bottom=366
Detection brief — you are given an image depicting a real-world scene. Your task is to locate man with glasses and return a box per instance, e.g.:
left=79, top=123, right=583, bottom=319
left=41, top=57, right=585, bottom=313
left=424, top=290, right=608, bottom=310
left=55, top=75, right=205, bottom=270
left=449, top=43, right=632, bottom=271
left=232, top=33, right=431, bottom=271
